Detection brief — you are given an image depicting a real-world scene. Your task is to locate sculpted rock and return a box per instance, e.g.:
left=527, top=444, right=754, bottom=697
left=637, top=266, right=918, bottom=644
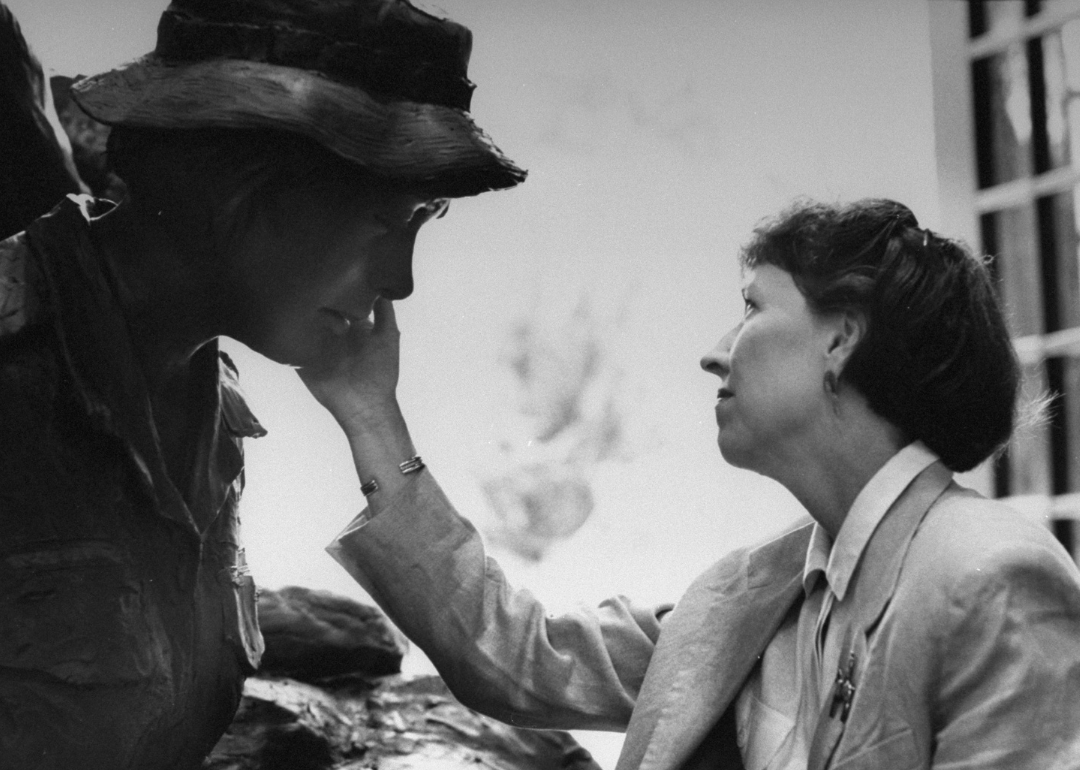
left=207, top=587, right=601, bottom=769
left=257, top=586, right=408, bottom=681
left=205, top=674, right=601, bottom=770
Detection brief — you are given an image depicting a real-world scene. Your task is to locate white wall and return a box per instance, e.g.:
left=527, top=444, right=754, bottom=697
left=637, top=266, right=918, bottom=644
left=240, top=0, right=942, bottom=602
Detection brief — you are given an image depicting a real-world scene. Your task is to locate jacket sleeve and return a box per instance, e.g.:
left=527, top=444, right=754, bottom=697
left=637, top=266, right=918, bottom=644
left=930, top=538, right=1080, bottom=769
left=325, top=470, right=668, bottom=732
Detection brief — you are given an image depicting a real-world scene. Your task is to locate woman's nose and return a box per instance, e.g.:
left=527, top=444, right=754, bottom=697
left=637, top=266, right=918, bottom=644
left=700, top=326, right=736, bottom=376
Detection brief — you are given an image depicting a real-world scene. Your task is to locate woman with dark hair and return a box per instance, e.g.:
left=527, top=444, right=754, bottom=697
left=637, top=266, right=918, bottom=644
left=737, top=198, right=1016, bottom=474
left=309, top=198, right=1080, bottom=769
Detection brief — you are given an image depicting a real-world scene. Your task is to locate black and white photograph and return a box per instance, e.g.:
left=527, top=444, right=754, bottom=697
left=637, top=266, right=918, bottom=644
left=1, top=1, right=1079, bottom=768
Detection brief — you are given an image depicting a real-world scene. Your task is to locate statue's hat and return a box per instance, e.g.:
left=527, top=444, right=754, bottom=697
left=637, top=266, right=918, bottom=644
left=71, top=0, right=526, bottom=197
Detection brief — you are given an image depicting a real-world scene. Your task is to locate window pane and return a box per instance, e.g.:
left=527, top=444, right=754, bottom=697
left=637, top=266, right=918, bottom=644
left=973, top=46, right=1034, bottom=187
left=970, top=2, right=987, bottom=38
left=983, top=205, right=1043, bottom=336
left=1064, top=20, right=1080, bottom=169
left=1007, top=361, right=1053, bottom=495
left=1042, top=187, right=1080, bottom=330
left=1062, top=356, right=1080, bottom=493
left=970, top=0, right=1029, bottom=39
left=1039, top=26, right=1079, bottom=169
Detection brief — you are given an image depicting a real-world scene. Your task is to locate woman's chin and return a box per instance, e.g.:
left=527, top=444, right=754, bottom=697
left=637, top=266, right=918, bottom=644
left=717, top=434, right=755, bottom=471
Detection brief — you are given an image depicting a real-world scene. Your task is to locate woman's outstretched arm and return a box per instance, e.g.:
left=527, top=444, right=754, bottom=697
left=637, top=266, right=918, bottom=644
left=299, top=299, right=667, bottom=731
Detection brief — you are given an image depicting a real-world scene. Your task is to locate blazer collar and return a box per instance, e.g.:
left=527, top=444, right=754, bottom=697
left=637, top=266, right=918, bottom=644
left=843, top=460, right=953, bottom=635
left=806, top=461, right=953, bottom=770
left=617, top=518, right=812, bottom=770
left=617, top=462, right=954, bottom=770
left=824, top=442, right=939, bottom=602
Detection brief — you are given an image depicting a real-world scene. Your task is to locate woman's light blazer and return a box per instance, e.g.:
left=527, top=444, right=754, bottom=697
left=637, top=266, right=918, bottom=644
left=328, top=462, right=1080, bottom=770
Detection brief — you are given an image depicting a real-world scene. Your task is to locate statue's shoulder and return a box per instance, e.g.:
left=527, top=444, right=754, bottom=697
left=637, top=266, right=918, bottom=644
left=0, top=196, right=111, bottom=340
left=217, top=350, right=268, bottom=439
left=0, top=231, right=40, bottom=337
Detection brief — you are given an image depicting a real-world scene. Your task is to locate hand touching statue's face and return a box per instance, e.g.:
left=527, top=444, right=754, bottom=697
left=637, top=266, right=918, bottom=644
left=222, top=181, right=447, bottom=367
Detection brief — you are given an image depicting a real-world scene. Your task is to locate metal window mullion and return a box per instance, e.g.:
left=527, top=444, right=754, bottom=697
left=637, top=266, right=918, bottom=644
left=1004, top=492, right=1080, bottom=521
left=974, top=166, right=1080, bottom=213
left=968, top=7, right=1080, bottom=59
left=1014, top=327, right=1080, bottom=365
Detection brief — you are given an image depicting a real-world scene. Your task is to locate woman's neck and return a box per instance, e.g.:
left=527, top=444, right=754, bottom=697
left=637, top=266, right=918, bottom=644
left=771, top=400, right=907, bottom=539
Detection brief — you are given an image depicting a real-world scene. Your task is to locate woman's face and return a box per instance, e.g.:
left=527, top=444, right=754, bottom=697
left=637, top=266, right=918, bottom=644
left=223, top=183, right=447, bottom=367
left=700, top=264, right=839, bottom=475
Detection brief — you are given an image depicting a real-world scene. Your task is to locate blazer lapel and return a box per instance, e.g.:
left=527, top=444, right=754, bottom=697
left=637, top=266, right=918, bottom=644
left=617, top=519, right=812, bottom=770
left=846, top=462, right=953, bottom=636
left=807, top=461, right=953, bottom=770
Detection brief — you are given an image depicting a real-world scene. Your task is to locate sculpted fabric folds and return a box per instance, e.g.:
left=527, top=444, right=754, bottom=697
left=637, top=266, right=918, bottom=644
left=0, top=197, right=264, bottom=769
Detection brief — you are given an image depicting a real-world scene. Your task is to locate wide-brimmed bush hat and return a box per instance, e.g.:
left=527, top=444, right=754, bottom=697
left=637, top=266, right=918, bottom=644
left=71, top=0, right=526, bottom=197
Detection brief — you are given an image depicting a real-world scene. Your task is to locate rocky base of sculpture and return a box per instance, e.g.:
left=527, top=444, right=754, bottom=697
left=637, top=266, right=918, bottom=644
left=203, top=587, right=602, bottom=770
left=203, top=673, right=601, bottom=770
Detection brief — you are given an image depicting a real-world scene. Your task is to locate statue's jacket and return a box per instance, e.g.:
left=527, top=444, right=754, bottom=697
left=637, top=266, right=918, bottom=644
left=0, top=195, right=264, bottom=769
left=329, top=463, right=1080, bottom=770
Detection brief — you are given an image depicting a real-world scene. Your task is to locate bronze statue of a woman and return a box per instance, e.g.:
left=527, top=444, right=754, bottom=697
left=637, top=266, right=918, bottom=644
left=0, top=2, right=524, bottom=767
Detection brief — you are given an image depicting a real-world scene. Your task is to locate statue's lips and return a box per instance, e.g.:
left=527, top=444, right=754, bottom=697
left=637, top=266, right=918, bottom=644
left=318, top=307, right=358, bottom=335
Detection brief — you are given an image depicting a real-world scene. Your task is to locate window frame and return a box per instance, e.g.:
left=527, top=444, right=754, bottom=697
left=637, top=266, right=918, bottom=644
left=931, top=0, right=1080, bottom=551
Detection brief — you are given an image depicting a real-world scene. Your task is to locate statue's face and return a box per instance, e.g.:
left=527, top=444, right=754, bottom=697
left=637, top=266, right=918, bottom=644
left=223, top=183, right=447, bottom=367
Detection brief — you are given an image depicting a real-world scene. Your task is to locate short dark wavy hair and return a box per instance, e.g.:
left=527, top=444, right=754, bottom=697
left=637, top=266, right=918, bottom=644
left=741, top=198, right=1019, bottom=472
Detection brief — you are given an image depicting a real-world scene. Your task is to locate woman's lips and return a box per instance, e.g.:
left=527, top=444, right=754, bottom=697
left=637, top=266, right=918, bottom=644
left=717, top=387, right=734, bottom=401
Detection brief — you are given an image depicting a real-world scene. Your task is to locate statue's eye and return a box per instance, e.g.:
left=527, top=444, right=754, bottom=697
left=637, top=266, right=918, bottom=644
left=414, top=199, right=450, bottom=223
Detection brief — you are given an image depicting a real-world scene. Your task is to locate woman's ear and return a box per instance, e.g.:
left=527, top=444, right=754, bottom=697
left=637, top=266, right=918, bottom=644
left=825, top=310, right=866, bottom=375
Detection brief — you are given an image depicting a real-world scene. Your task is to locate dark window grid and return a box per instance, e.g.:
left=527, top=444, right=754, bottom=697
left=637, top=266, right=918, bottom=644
left=970, top=25, right=1079, bottom=190
left=981, top=204, right=1076, bottom=436
left=969, top=7, right=1080, bottom=197
left=1030, top=27, right=1080, bottom=175
left=1037, top=192, right=1080, bottom=509
left=969, top=0, right=1039, bottom=41
left=965, top=1, right=1080, bottom=557
left=983, top=196, right=1080, bottom=553
left=981, top=213, right=1014, bottom=502
left=1029, top=35, right=1054, bottom=173
left=991, top=351, right=1080, bottom=557
left=1040, top=24, right=1080, bottom=171
left=971, top=47, right=1033, bottom=190
left=1047, top=352, right=1080, bottom=551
